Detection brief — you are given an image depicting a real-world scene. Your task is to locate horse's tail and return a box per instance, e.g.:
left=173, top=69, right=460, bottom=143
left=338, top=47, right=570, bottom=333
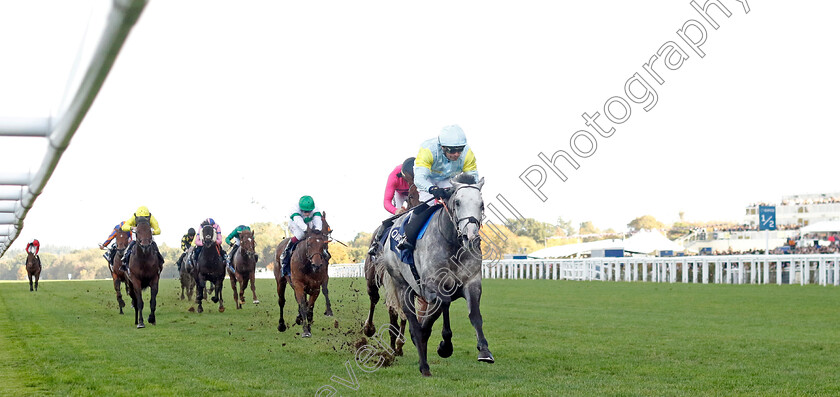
left=377, top=260, right=406, bottom=321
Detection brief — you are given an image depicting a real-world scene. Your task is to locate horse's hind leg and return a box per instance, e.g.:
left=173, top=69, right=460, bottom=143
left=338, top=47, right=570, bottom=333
left=437, top=302, right=453, bottom=358
left=362, top=260, right=379, bottom=336
left=321, top=279, right=333, bottom=317
left=388, top=307, right=404, bottom=356
left=401, top=289, right=440, bottom=377
left=464, top=281, right=494, bottom=363
left=34, top=274, right=39, bottom=291
left=249, top=272, right=259, bottom=304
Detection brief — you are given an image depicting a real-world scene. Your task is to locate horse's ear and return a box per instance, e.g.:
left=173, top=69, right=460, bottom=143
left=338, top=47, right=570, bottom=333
left=477, top=177, right=485, bottom=190
left=451, top=180, right=463, bottom=191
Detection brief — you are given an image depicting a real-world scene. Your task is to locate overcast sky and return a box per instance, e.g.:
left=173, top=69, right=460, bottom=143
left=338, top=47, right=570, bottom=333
left=2, top=0, right=838, bottom=250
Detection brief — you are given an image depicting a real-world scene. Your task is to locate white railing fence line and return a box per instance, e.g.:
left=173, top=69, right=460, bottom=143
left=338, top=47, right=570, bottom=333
left=0, top=0, right=147, bottom=258
left=324, top=255, right=840, bottom=286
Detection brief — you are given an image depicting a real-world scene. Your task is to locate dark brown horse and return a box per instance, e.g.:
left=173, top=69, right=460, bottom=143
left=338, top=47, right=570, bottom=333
left=274, top=216, right=332, bottom=337
left=227, top=229, right=259, bottom=309
left=25, top=251, right=41, bottom=292
left=190, top=224, right=225, bottom=313
left=361, top=178, right=421, bottom=353
left=108, top=231, right=131, bottom=313
left=126, top=216, right=162, bottom=328
left=179, top=246, right=196, bottom=301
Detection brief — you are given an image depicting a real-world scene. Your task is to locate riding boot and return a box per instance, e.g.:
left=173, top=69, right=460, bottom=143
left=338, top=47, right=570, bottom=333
left=177, top=253, right=186, bottom=271
left=281, top=240, right=297, bottom=276
left=193, top=246, right=202, bottom=264
left=397, top=203, right=430, bottom=250
left=121, top=241, right=135, bottom=272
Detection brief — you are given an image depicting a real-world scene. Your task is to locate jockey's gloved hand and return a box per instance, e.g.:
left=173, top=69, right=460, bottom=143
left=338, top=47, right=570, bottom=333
left=429, top=186, right=448, bottom=199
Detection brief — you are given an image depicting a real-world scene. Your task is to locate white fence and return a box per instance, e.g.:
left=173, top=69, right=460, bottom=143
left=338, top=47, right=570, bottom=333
left=325, top=255, right=840, bottom=286
left=482, top=255, right=840, bottom=286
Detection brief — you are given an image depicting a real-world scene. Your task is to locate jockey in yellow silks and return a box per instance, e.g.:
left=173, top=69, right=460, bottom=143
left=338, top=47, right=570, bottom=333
left=397, top=125, right=479, bottom=251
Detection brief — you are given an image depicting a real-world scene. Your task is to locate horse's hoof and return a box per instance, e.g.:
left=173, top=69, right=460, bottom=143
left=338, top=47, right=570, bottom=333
left=437, top=340, right=453, bottom=358
left=197, top=307, right=203, bottom=313
left=420, top=368, right=432, bottom=377
left=302, top=331, right=311, bottom=338
left=219, top=307, right=225, bottom=313
left=396, top=345, right=404, bottom=357
left=211, top=297, right=219, bottom=303
left=324, top=310, right=333, bottom=317
left=362, top=321, right=375, bottom=337
left=137, top=323, right=145, bottom=329
left=188, top=307, right=195, bottom=312
left=253, top=300, right=260, bottom=305
left=278, top=323, right=287, bottom=332
left=478, top=350, right=495, bottom=363
left=295, top=316, right=302, bottom=325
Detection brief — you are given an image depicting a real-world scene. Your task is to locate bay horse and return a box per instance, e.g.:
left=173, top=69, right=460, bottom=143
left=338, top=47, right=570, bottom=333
left=361, top=179, right=421, bottom=355
left=227, top=229, right=259, bottom=309
left=179, top=246, right=196, bottom=301
left=377, top=174, right=493, bottom=376
left=126, top=216, right=162, bottom=328
left=190, top=224, right=225, bottom=313
left=108, top=231, right=131, bottom=313
left=274, top=214, right=332, bottom=337
left=25, top=251, right=41, bottom=292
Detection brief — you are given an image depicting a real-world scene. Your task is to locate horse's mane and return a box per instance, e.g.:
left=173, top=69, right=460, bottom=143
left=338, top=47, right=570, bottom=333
left=452, top=173, right=477, bottom=184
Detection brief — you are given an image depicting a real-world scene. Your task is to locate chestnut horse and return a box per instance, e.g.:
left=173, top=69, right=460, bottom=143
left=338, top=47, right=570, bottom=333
left=227, top=229, right=259, bottom=309
left=126, top=216, right=162, bottom=328
left=190, top=224, right=225, bottom=313
left=25, top=251, right=41, bottom=292
left=274, top=215, right=332, bottom=337
left=108, top=231, right=131, bottom=313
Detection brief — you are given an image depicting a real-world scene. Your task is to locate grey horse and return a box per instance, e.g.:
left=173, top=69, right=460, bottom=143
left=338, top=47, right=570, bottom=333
left=375, top=173, right=494, bottom=376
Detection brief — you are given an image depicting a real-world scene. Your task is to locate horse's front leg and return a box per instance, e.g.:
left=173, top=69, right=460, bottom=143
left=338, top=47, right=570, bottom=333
left=321, top=279, right=333, bottom=317
left=148, top=277, right=159, bottom=325
left=238, top=274, right=247, bottom=305
left=293, top=285, right=310, bottom=337
left=132, top=278, right=145, bottom=328
left=249, top=272, right=259, bottom=304
left=113, top=273, right=125, bottom=314
left=437, top=302, right=453, bottom=358
left=28, top=273, right=33, bottom=291
left=277, top=277, right=288, bottom=332
left=463, top=281, right=494, bottom=363
left=193, top=274, right=205, bottom=313
left=229, top=272, right=241, bottom=309
left=215, top=278, right=225, bottom=313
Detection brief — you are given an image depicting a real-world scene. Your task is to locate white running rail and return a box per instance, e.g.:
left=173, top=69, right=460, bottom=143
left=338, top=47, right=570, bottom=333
left=0, top=0, right=147, bottom=258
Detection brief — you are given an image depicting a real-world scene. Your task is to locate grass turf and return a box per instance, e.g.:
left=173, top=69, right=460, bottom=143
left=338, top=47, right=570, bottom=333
left=1, top=278, right=839, bottom=396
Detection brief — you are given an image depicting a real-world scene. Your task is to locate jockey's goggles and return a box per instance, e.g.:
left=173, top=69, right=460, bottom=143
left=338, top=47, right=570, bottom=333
left=442, top=145, right=465, bottom=154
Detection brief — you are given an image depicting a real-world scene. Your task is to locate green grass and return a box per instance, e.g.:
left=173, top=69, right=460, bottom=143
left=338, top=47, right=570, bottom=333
left=1, top=278, right=840, bottom=396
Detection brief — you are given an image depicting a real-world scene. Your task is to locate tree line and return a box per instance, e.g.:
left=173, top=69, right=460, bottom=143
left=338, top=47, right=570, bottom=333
left=0, top=214, right=730, bottom=280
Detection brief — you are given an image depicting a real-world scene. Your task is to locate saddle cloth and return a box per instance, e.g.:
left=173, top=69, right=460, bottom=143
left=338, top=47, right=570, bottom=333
left=379, top=207, right=441, bottom=266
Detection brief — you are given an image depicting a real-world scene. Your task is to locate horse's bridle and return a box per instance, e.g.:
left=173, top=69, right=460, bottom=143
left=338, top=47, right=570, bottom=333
left=441, top=185, right=483, bottom=245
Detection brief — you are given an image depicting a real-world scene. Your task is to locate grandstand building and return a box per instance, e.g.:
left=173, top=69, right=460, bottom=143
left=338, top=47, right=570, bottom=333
left=685, top=192, right=840, bottom=254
